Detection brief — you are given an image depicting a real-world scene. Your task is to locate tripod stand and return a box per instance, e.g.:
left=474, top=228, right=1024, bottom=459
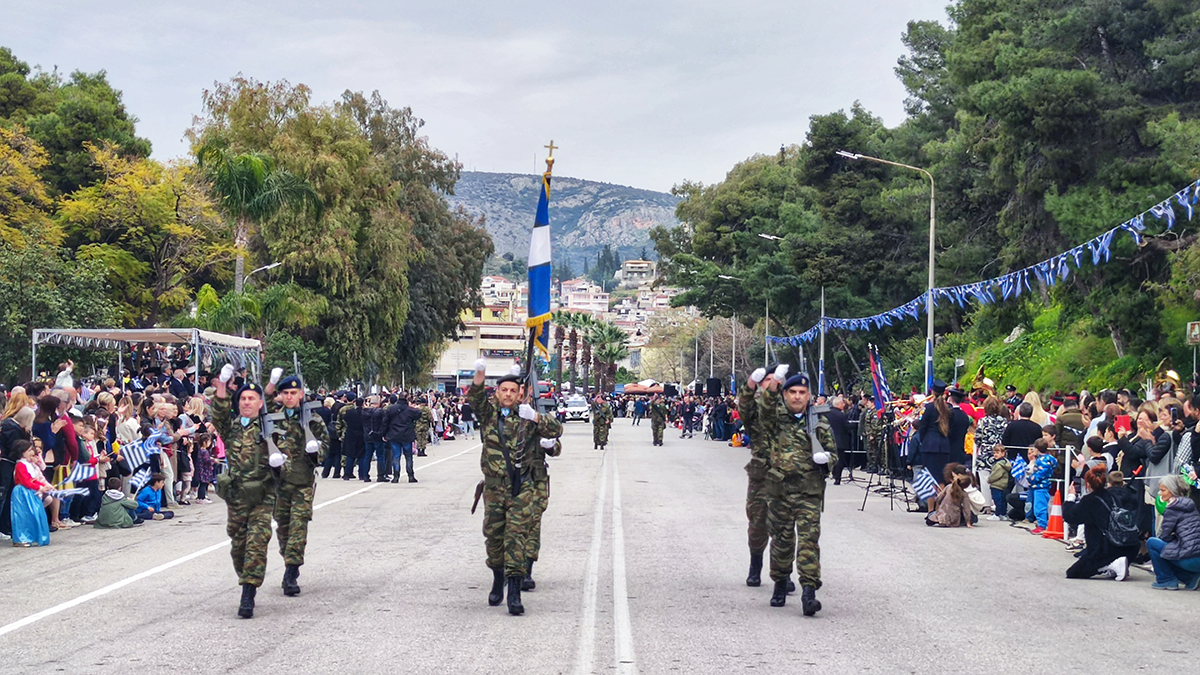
left=859, top=417, right=915, bottom=512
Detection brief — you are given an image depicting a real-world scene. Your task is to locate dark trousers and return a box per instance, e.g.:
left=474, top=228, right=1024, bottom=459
left=69, top=479, right=101, bottom=520
left=832, top=448, right=855, bottom=481
left=362, top=440, right=386, bottom=479
left=322, top=440, right=343, bottom=477
left=1067, top=545, right=1139, bottom=579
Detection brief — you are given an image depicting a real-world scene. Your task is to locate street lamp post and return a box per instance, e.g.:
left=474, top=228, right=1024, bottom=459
left=757, top=233, right=783, bottom=369
left=836, top=150, right=936, bottom=392
left=239, top=262, right=282, bottom=337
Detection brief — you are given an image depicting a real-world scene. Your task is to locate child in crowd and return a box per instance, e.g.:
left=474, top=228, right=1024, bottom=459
left=192, top=433, right=215, bottom=504
left=926, top=464, right=975, bottom=528
left=136, top=473, right=174, bottom=521
left=10, top=440, right=52, bottom=546
left=29, top=437, right=70, bottom=529
left=1041, top=425, right=1057, bottom=446
left=1027, top=438, right=1058, bottom=534
left=987, top=444, right=1012, bottom=521
left=95, top=477, right=142, bottom=528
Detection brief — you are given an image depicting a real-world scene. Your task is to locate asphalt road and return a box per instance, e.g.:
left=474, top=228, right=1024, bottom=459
left=1, top=418, right=1195, bottom=674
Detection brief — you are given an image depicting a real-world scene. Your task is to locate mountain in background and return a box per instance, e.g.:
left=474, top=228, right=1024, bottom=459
left=448, top=171, right=680, bottom=272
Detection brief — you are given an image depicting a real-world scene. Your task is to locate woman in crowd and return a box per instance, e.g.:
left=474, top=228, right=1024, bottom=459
left=1023, top=391, right=1051, bottom=427
left=917, top=380, right=953, bottom=485
left=1146, top=475, right=1200, bottom=590
left=1063, top=467, right=1141, bottom=580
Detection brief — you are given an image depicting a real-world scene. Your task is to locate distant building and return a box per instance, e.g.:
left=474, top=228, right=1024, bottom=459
left=433, top=307, right=528, bottom=391
left=616, top=259, right=656, bottom=288
left=560, top=278, right=610, bottom=314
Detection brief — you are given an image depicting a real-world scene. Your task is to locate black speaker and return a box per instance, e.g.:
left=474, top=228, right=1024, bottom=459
left=663, top=384, right=678, bottom=398
left=706, top=378, right=722, bottom=398
left=695, top=382, right=704, bottom=397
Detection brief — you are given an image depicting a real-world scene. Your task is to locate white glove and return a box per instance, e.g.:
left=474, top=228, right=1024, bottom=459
left=519, top=404, right=538, bottom=421
left=540, top=437, right=557, bottom=449
left=474, top=358, right=487, bottom=373
left=305, top=440, right=320, bottom=455
left=269, top=367, right=283, bottom=384
left=812, top=451, right=829, bottom=465
left=219, top=364, right=236, bottom=383
left=773, top=364, right=789, bottom=381
left=268, top=452, right=286, bottom=468
left=750, top=367, right=766, bottom=384
left=508, top=364, right=522, bottom=376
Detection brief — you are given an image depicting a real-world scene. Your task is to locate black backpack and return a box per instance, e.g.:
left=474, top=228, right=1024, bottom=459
left=1101, top=495, right=1140, bottom=548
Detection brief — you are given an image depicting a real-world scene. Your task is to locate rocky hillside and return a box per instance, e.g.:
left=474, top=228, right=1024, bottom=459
left=448, top=171, right=680, bottom=270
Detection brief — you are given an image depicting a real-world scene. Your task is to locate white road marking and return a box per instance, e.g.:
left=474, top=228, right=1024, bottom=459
left=573, top=452, right=609, bottom=675
left=0, top=443, right=480, bottom=637
left=611, top=455, right=638, bottom=675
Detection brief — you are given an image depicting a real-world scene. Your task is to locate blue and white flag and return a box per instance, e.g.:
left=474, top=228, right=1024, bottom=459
left=120, top=439, right=151, bottom=473
left=1011, top=454, right=1027, bottom=485
left=130, top=466, right=153, bottom=492
left=63, top=461, right=98, bottom=485
left=912, top=467, right=938, bottom=502
left=526, top=156, right=554, bottom=358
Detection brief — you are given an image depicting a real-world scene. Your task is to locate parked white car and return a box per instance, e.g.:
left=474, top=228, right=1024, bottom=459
left=563, top=396, right=590, bottom=422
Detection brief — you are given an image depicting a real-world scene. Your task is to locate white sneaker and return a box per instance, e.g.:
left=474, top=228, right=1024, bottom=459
left=60, top=519, right=78, bottom=528
left=1098, top=569, right=1118, bottom=580
left=986, top=515, right=1002, bottom=521
left=81, top=515, right=97, bottom=524
left=1111, top=557, right=1129, bottom=581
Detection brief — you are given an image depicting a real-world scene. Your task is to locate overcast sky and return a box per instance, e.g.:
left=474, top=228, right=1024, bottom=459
left=6, top=1, right=950, bottom=193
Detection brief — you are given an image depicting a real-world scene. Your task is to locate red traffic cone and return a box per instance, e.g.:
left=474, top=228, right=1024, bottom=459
left=1042, top=489, right=1064, bottom=540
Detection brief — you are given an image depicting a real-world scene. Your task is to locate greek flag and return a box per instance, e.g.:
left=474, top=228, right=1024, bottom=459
left=63, top=461, right=98, bottom=485
left=868, top=344, right=892, bottom=416
left=912, top=467, right=938, bottom=502
left=121, top=440, right=151, bottom=473
left=131, top=466, right=153, bottom=492
left=526, top=153, right=554, bottom=358
left=52, top=488, right=90, bottom=499
left=1011, top=454, right=1027, bottom=484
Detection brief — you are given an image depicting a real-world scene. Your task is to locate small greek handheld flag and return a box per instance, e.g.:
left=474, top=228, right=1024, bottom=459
left=912, top=467, right=938, bottom=502
left=1011, top=454, right=1027, bottom=484
left=63, top=461, right=98, bottom=485
left=130, top=466, right=153, bottom=492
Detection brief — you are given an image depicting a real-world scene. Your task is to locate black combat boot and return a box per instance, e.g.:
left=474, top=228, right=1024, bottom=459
left=238, top=584, right=256, bottom=619
left=787, top=578, right=796, bottom=593
left=487, top=567, right=505, bottom=606
left=521, top=560, right=536, bottom=591
left=801, top=585, right=822, bottom=616
left=506, top=577, right=525, bottom=615
left=746, top=552, right=763, bottom=587
left=282, top=564, right=301, bottom=596
left=769, top=579, right=788, bottom=607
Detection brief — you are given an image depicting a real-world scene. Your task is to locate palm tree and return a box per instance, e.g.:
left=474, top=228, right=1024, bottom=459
left=575, top=314, right=600, bottom=393
left=591, top=323, right=628, bottom=392
left=195, top=142, right=323, bottom=293
left=566, top=314, right=580, bottom=392
left=552, top=310, right=569, bottom=393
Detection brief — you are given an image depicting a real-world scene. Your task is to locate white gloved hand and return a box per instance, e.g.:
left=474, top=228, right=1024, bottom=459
left=540, top=437, right=557, bottom=449
left=268, top=452, right=286, bottom=468
left=508, top=364, right=522, bottom=376
left=519, top=404, right=538, bottom=421
left=269, top=367, right=283, bottom=384
left=750, top=367, right=767, bottom=384
left=305, top=440, right=320, bottom=455
left=773, top=364, right=789, bottom=381
left=812, top=451, right=829, bottom=465
left=219, top=364, right=236, bottom=383
left=474, top=358, right=487, bottom=373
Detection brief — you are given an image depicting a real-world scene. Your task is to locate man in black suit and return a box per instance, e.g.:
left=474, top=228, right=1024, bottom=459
left=1001, top=403, right=1042, bottom=459
left=946, top=386, right=973, bottom=468
left=826, top=396, right=853, bottom=485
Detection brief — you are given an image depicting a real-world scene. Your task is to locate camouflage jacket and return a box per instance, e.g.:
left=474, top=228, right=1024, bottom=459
left=757, top=388, right=836, bottom=494
left=335, top=404, right=352, bottom=441
left=649, top=402, right=669, bottom=423
left=418, top=405, right=432, bottom=430
left=738, top=387, right=769, bottom=461
left=468, top=383, right=563, bottom=481
left=211, top=396, right=273, bottom=485
left=592, top=403, right=613, bottom=427
left=528, top=425, right=564, bottom=481
left=860, top=407, right=883, bottom=441
left=275, top=406, right=330, bottom=486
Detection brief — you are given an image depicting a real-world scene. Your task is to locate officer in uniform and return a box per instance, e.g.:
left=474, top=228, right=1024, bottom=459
left=522, top=436, right=560, bottom=591
left=415, top=396, right=432, bottom=457
left=591, top=395, right=613, bottom=450
left=211, top=364, right=276, bottom=619
left=649, top=394, right=668, bottom=446
left=759, top=372, right=835, bottom=616
left=467, top=359, right=562, bottom=615
left=739, top=363, right=793, bottom=589
left=272, top=375, right=329, bottom=597
left=860, top=394, right=885, bottom=473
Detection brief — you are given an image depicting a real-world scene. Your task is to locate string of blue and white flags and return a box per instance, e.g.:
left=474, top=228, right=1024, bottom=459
left=767, top=177, right=1200, bottom=347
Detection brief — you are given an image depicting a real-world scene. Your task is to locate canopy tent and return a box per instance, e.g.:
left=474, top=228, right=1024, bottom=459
left=32, top=328, right=262, bottom=384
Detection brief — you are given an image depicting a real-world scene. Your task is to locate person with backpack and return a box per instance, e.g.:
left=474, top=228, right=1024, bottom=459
left=1063, top=467, right=1141, bottom=580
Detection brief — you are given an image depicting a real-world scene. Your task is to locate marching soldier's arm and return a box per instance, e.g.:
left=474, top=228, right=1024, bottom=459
left=335, top=406, right=348, bottom=441
left=535, top=412, right=563, bottom=439
left=211, top=396, right=233, bottom=439
left=468, top=382, right=494, bottom=427
left=758, top=387, right=785, bottom=439
left=738, top=387, right=759, bottom=436
left=816, top=417, right=837, bottom=468
left=308, top=414, right=330, bottom=464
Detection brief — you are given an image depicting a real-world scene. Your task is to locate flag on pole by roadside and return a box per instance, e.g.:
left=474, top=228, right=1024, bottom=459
left=868, top=344, right=892, bottom=417
left=526, top=147, right=555, bottom=358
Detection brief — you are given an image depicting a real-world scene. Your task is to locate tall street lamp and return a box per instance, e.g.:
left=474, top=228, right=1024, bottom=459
left=836, top=150, right=936, bottom=392
left=757, top=233, right=783, bottom=369
left=240, top=262, right=281, bottom=337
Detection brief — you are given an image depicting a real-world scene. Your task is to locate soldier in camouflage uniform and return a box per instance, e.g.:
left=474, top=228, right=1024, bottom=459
left=591, top=396, right=613, bottom=450
left=468, top=360, right=562, bottom=615
left=649, top=394, right=668, bottom=446
left=272, top=376, right=329, bottom=597
left=522, top=436, right=561, bottom=591
left=758, top=372, right=836, bottom=616
left=415, top=398, right=432, bottom=457
left=211, top=365, right=277, bottom=619
left=738, top=364, right=793, bottom=589
left=859, top=394, right=885, bottom=473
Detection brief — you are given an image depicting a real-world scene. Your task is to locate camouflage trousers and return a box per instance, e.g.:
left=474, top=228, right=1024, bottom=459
left=416, top=429, right=429, bottom=452
left=746, top=475, right=769, bottom=554
left=227, top=494, right=276, bottom=587
left=483, top=479, right=536, bottom=577
left=525, top=477, right=550, bottom=563
left=593, top=423, right=610, bottom=447
left=276, top=482, right=316, bottom=567
left=866, top=437, right=886, bottom=469
left=766, top=479, right=824, bottom=588
left=651, top=421, right=664, bottom=444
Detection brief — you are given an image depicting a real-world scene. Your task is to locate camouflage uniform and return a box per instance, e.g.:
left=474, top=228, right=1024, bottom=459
left=649, top=401, right=668, bottom=445
left=416, top=404, right=432, bottom=455
left=525, top=437, right=562, bottom=564
left=274, top=407, right=330, bottom=567
left=758, top=388, right=836, bottom=589
left=212, top=396, right=276, bottom=588
left=860, top=406, right=885, bottom=470
left=738, top=387, right=769, bottom=555
left=468, top=383, right=563, bottom=578
left=592, top=402, right=613, bottom=448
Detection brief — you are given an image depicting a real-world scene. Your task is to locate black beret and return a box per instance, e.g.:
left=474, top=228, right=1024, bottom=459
left=496, top=374, right=522, bottom=386
left=277, top=375, right=303, bottom=392
left=783, top=373, right=810, bottom=391
left=234, top=382, right=264, bottom=402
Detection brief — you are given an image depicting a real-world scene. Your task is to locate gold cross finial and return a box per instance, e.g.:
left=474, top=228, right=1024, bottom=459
left=544, top=140, right=557, bottom=159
